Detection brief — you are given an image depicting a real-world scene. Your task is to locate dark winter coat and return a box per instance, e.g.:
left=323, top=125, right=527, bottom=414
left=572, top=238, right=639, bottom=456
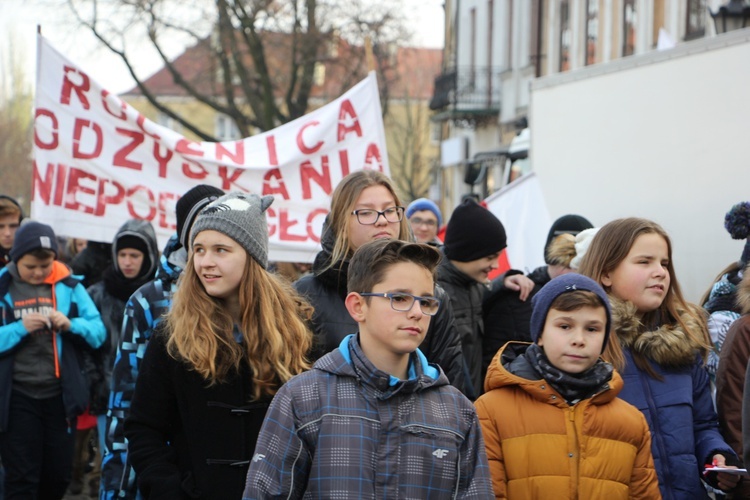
left=612, top=298, right=736, bottom=500
left=716, top=271, right=750, bottom=497
left=87, top=219, right=158, bottom=414
left=125, top=330, right=269, bottom=500
left=243, top=334, right=493, bottom=499
left=294, top=223, right=467, bottom=396
left=101, top=234, right=184, bottom=499
left=0, top=261, right=106, bottom=431
left=436, top=256, right=488, bottom=398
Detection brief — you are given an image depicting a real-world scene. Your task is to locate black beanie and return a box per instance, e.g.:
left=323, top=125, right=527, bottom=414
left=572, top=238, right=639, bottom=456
left=544, top=214, right=594, bottom=263
left=175, top=185, right=225, bottom=249
left=10, top=221, right=58, bottom=262
left=444, top=200, right=507, bottom=262
left=116, top=235, right=149, bottom=256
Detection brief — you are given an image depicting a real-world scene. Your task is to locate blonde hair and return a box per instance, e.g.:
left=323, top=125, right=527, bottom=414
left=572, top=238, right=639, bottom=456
left=545, top=233, right=576, bottom=268
left=578, top=218, right=710, bottom=372
left=166, top=253, right=313, bottom=399
left=326, top=170, right=409, bottom=269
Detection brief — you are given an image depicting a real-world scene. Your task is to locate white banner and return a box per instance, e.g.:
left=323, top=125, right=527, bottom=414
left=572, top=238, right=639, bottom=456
left=484, top=173, right=551, bottom=274
left=32, top=34, right=389, bottom=263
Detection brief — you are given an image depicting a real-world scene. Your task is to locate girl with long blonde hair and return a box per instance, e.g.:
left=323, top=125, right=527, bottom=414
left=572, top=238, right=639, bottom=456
left=578, top=217, right=738, bottom=499
left=125, top=193, right=312, bottom=500
left=294, top=170, right=468, bottom=395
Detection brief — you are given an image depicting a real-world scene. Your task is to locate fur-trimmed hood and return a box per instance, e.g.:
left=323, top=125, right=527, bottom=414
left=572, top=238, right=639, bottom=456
left=610, top=296, right=705, bottom=368
left=737, top=268, right=750, bottom=315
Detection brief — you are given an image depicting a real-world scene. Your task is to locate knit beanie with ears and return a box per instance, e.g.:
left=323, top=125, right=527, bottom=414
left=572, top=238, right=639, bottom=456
left=190, top=192, right=274, bottom=269
left=9, top=221, right=58, bottom=262
left=406, top=198, right=443, bottom=227
left=175, top=184, right=225, bottom=249
left=724, top=201, right=750, bottom=266
left=544, top=214, right=593, bottom=264
left=443, top=199, right=507, bottom=262
left=530, top=273, right=612, bottom=352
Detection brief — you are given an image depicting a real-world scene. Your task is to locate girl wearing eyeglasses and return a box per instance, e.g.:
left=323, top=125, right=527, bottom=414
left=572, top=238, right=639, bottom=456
left=294, top=170, right=469, bottom=396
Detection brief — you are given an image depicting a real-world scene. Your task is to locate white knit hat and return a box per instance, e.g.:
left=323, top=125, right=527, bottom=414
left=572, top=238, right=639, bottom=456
left=569, top=228, right=600, bottom=271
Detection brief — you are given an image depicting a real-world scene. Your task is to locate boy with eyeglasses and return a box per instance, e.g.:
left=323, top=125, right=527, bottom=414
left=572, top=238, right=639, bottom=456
left=244, top=239, right=492, bottom=499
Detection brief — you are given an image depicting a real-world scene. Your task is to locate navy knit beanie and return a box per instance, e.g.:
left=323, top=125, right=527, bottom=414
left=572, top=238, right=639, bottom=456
left=406, top=198, right=443, bottom=227
left=443, top=200, right=506, bottom=262
left=530, top=273, right=612, bottom=352
left=10, top=221, right=58, bottom=262
left=175, top=184, right=225, bottom=249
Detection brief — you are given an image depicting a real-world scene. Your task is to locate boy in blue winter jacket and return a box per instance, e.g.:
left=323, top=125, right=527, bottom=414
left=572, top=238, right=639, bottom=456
left=0, top=221, right=105, bottom=498
left=244, top=239, right=493, bottom=499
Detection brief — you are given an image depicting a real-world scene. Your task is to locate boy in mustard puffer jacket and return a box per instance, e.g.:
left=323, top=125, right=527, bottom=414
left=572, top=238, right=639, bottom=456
left=475, top=274, right=660, bottom=499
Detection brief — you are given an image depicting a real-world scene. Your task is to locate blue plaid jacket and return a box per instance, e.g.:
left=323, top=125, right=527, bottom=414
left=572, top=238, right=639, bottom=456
left=243, top=334, right=493, bottom=499
left=100, top=234, right=184, bottom=500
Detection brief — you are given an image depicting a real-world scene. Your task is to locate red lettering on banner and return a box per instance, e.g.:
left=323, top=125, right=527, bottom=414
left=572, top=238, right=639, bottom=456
left=60, top=66, right=91, bottom=110
left=363, top=143, right=384, bottom=171
left=73, top=119, right=103, bottom=160
left=94, top=179, right=125, bottom=216
left=113, top=128, right=145, bottom=170
left=279, top=210, right=306, bottom=242
left=262, top=169, right=290, bottom=199
left=266, top=135, right=278, bottom=166
left=153, top=144, right=173, bottom=178
left=306, top=208, right=327, bottom=243
left=54, top=164, right=67, bottom=207
left=216, top=141, right=245, bottom=164
left=218, top=166, right=244, bottom=190
left=65, top=168, right=98, bottom=214
left=296, top=121, right=324, bottom=154
left=176, top=139, right=204, bottom=157
left=136, top=114, right=161, bottom=142
left=126, top=186, right=157, bottom=220
left=158, top=192, right=178, bottom=230
left=300, top=157, right=331, bottom=199
left=338, top=149, right=350, bottom=177
left=101, top=91, right=127, bottom=120
left=182, top=162, right=208, bottom=180
left=34, top=109, right=59, bottom=150
left=337, top=99, right=362, bottom=141
left=32, top=161, right=55, bottom=204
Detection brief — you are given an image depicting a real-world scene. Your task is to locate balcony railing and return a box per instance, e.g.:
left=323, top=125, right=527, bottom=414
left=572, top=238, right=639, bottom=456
left=429, top=66, right=502, bottom=116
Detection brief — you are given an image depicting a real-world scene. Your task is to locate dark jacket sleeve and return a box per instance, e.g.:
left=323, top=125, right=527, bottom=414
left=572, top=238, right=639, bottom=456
left=124, top=333, right=183, bottom=499
left=419, top=284, right=469, bottom=397
left=481, top=284, right=536, bottom=378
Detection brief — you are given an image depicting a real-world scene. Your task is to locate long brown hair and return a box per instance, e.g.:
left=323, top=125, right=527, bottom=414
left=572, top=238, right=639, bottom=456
left=326, top=170, right=410, bottom=270
left=166, top=252, right=313, bottom=400
left=578, top=218, right=710, bottom=373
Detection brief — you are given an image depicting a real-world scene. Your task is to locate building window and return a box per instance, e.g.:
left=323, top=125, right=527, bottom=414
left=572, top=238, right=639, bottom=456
left=559, top=0, right=571, bottom=72
left=585, top=0, right=599, bottom=65
left=685, top=0, right=706, bottom=40
left=623, top=0, right=637, bottom=56
left=156, top=112, right=182, bottom=133
left=214, top=114, right=242, bottom=141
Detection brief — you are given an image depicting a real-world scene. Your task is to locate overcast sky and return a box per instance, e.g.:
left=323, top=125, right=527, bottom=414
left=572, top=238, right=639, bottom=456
left=1, top=0, right=445, bottom=95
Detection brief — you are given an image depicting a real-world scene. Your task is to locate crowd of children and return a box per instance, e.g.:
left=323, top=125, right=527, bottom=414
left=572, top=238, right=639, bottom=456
left=0, top=183, right=748, bottom=500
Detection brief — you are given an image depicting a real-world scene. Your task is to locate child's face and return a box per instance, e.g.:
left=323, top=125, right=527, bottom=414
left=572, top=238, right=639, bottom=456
left=117, top=248, right=145, bottom=279
left=192, top=230, right=247, bottom=301
left=351, top=261, right=434, bottom=361
left=0, top=214, right=20, bottom=250
left=347, top=185, right=400, bottom=251
left=602, top=233, right=670, bottom=316
left=451, top=252, right=501, bottom=284
left=16, top=254, right=55, bottom=285
left=539, top=305, right=607, bottom=373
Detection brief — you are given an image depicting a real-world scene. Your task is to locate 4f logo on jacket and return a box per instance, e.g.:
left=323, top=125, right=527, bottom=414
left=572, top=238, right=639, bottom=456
left=432, top=449, right=449, bottom=459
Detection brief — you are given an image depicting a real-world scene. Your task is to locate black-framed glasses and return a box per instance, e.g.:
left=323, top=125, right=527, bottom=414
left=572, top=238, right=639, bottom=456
left=358, top=292, right=441, bottom=316
left=351, top=206, right=405, bottom=225
left=409, top=217, right=437, bottom=228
